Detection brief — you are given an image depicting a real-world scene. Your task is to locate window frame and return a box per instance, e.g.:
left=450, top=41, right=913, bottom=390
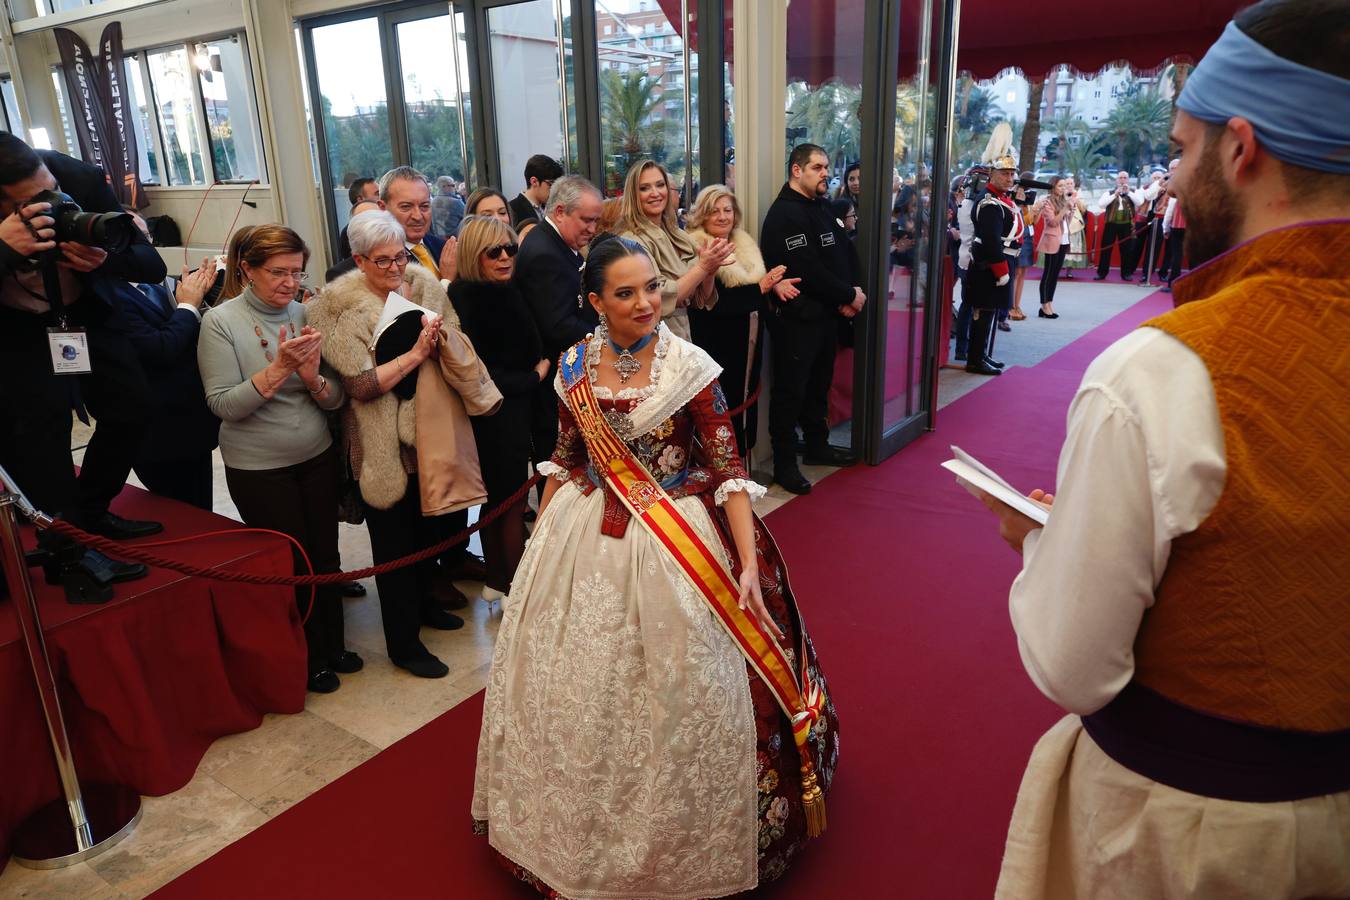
left=136, top=31, right=269, bottom=188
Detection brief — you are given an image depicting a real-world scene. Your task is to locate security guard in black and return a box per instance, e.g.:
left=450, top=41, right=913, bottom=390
left=760, top=144, right=863, bottom=494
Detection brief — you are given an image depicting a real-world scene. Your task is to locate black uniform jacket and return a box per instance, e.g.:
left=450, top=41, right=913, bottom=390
left=513, top=219, right=598, bottom=361
left=760, top=184, right=860, bottom=323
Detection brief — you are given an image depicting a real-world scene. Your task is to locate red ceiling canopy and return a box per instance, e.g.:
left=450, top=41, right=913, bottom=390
left=662, top=0, right=1244, bottom=83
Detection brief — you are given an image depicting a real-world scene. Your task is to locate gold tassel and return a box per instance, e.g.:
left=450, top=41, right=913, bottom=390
left=800, top=760, right=827, bottom=837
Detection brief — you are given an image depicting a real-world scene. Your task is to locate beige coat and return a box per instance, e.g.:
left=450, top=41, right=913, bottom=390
left=308, top=264, right=501, bottom=513
left=619, top=218, right=717, bottom=341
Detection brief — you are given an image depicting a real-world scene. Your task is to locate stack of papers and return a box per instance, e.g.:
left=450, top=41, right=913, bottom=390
left=940, top=445, right=1049, bottom=525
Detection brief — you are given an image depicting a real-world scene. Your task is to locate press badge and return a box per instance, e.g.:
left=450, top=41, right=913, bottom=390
left=47, top=327, right=91, bottom=374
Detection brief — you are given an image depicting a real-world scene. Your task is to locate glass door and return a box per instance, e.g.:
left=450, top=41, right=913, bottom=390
left=302, top=2, right=473, bottom=258
left=481, top=0, right=576, bottom=197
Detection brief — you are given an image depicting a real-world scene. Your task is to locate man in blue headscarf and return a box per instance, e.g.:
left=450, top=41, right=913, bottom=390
left=979, top=0, right=1350, bottom=896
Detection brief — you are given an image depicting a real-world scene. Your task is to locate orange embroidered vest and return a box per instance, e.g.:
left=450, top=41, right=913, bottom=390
left=1136, top=220, right=1350, bottom=733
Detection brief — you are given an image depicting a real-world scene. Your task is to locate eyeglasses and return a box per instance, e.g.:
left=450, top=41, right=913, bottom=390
left=262, top=267, right=310, bottom=284
left=484, top=243, right=519, bottom=260
left=363, top=251, right=411, bottom=270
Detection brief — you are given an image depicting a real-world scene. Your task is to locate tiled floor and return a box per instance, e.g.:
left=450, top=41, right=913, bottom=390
left=0, top=277, right=1152, bottom=897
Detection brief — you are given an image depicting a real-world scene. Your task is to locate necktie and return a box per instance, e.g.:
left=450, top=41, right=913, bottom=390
left=410, top=242, right=437, bottom=272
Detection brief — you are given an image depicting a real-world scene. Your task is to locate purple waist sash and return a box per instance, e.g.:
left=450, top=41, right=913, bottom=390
left=1081, top=682, right=1350, bottom=803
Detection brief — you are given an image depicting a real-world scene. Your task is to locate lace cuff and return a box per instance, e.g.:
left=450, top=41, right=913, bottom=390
left=714, top=478, right=767, bottom=506
left=537, top=461, right=571, bottom=482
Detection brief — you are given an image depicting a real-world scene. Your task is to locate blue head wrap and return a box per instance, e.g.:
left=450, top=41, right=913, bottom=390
left=1178, top=21, right=1350, bottom=174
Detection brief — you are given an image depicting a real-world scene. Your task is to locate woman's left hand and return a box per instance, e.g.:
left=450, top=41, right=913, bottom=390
left=296, top=325, right=322, bottom=384
left=759, top=264, right=787, bottom=294
left=737, top=564, right=783, bottom=641
left=771, top=277, right=801, bottom=302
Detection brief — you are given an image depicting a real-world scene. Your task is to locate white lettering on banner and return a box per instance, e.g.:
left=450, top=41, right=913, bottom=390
left=786, top=234, right=808, bottom=250
left=819, top=232, right=836, bottom=247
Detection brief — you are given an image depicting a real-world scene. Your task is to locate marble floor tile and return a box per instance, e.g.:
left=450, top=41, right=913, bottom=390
left=83, top=777, right=267, bottom=898
left=302, top=644, right=481, bottom=750
left=250, top=736, right=381, bottom=818
left=196, top=710, right=358, bottom=804
left=0, top=860, right=122, bottom=900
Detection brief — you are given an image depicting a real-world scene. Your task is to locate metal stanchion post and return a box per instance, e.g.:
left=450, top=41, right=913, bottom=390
left=1140, top=217, right=1159, bottom=288
left=0, top=470, right=141, bottom=869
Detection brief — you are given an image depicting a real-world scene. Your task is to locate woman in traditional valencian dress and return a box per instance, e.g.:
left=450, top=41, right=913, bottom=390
left=472, top=237, right=839, bottom=899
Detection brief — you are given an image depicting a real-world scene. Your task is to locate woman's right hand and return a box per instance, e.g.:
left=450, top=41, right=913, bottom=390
left=697, top=237, right=735, bottom=274
left=534, top=358, right=551, bottom=381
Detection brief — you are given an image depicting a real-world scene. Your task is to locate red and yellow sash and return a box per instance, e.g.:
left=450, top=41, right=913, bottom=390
left=560, top=344, right=827, bottom=834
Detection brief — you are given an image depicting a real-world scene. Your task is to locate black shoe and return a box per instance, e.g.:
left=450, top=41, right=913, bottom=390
left=996, top=320, right=1012, bottom=332
left=422, top=607, right=465, bottom=630
left=985, top=357, right=1006, bottom=369
left=307, top=669, right=340, bottom=693
left=965, top=359, right=1003, bottom=376
left=44, top=547, right=147, bottom=587
left=443, top=554, right=487, bottom=582
left=774, top=467, right=812, bottom=495
left=1038, top=309, right=1059, bottom=319
left=330, top=651, right=364, bottom=674
left=396, top=655, right=449, bottom=679
left=338, top=581, right=366, bottom=598
left=1092, top=274, right=1107, bottom=281
left=429, top=573, right=470, bottom=610
left=87, top=513, right=164, bottom=540
left=802, top=445, right=858, bottom=467
left=523, top=508, right=537, bottom=523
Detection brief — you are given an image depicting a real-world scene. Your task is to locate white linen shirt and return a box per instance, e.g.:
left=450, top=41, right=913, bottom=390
left=1008, top=326, right=1227, bottom=715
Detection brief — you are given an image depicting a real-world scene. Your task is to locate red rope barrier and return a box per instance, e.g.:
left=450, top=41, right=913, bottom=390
left=34, top=387, right=766, bottom=590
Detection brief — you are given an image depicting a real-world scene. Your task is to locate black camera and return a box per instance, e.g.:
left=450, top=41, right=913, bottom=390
left=29, top=189, right=134, bottom=253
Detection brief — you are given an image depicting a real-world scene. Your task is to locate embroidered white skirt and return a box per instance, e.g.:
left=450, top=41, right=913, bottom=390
left=472, top=481, right=758, bottom=900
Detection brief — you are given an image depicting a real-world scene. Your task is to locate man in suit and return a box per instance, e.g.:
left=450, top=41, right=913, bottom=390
left=106, top=256, right=220, bottom=511
left=508, top=154, right=564, bottom=228
left=327, top=167, right=457, bottom=284
left=0, top=134, right=168, bottom=591
left=513, top=174, right=602, bottom=481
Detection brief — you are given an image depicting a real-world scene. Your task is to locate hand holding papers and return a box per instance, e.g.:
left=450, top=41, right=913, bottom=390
left=941, top=445, right=1050, bottom=526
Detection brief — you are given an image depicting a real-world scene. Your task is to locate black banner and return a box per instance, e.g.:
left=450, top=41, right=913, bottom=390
left=98, top=23, right=147, bottom=209
left=53, top=23, right=147, bottom=210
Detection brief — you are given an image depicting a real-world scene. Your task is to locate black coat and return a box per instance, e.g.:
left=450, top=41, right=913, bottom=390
left=760, top=184, right=860, bottom=322
left=104, top=280, right=220, bottom=461
left=448, top=277, right=542, bottom=500
left=509, top=193, right=541, bottom=228
left=0, top=150, right=167, bottom=321
left=966, top=188, right=1021, bottom=311
left=513, top=220, right=597, bottom=361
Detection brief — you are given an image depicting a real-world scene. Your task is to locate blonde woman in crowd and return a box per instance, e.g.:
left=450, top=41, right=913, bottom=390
left=614, top=159, right=734, bottom=340
left=686, top=185, right=800, bottom=455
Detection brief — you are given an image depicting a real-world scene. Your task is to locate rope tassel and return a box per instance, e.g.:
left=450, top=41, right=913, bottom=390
left=800, top=759, right=827, bottom=837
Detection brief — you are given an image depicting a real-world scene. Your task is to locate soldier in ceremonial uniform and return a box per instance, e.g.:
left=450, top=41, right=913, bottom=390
left=964, top=155, right=1023, bottom=377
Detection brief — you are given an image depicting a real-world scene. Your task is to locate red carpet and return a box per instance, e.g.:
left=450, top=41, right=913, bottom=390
left=155, top=291, right=1174, bottom=899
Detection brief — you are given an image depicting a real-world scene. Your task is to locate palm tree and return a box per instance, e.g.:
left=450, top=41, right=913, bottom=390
left=1018, top=77, right=1046, bottom=172
left=785, top=81, right=862, bottom=172
left=1102, top=90, right=1171, bottom=173
left=600, top=69, right=662, bottom=170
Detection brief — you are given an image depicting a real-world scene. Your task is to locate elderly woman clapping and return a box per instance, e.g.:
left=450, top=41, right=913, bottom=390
left=308, top=210, right=501, bottom=679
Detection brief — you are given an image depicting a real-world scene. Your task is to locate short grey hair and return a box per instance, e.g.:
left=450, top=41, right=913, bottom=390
left=546, top=174, right=601, bottom=216
left=347, top=210, right=406, bottom=257
left=378, top=165, right=429, bottom=202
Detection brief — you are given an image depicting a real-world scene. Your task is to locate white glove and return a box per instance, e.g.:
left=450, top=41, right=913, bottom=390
left=996, top=274, right=1010, bottom=287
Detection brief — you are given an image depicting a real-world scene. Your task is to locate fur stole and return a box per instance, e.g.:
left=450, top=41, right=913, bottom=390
left=685, top=227, right=766, bottom=288
left=308, top=264, right=459, bottom=509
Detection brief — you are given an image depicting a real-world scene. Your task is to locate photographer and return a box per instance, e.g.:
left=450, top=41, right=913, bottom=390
left=0, top=133, right=168, bottom=590
left=1092, top=170, right=1163, bottom=280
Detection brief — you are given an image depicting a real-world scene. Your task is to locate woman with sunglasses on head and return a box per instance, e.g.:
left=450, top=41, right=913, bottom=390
left=197, top=224, right=355, bottom=694
left=448, top=216, right=549, bottom=606
left=309, top=210, right=501, bottom=680
left=462, top=188, right=512, bottom=228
